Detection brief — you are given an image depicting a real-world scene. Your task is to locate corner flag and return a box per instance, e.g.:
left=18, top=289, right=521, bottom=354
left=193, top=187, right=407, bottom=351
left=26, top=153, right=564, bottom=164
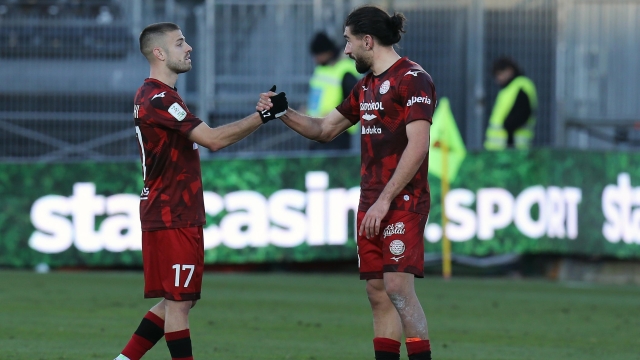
left=428, top=97, right=466, bottom=182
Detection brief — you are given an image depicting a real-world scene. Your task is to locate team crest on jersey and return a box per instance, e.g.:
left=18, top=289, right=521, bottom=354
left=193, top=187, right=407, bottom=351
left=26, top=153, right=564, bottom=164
left=383, top=222, right=406, bottom=238
left=379, top=80, right=390, bottom=94
left=389, top=240, right=405, bottom=256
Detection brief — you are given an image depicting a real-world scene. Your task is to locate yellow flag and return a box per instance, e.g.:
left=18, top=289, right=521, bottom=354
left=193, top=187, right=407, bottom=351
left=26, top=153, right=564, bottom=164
left=429, top=97, right=466, bottom=182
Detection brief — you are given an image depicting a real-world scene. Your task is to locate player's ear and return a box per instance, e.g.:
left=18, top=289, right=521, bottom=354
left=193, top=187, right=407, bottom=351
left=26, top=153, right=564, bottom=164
left=153, top=47, right=165, bottom=61
left=363, top=35, right=373, bottom=50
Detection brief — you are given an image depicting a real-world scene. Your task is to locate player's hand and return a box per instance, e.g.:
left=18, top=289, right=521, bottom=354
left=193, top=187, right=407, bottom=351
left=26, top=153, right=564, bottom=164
left=359, top=199, right=391, bottom=239
left=257, top=85, right=288, bottom=123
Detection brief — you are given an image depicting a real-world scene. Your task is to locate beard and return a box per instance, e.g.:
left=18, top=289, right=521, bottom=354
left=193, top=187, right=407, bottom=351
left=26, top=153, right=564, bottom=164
left=167, top=58, right=192, bottom=74
left=351, top=55, right=371, bottom=74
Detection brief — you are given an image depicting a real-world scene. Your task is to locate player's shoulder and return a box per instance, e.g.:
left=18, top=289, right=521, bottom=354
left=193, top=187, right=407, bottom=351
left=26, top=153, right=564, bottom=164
left=395, top=58, right=433, bottom=83
left=137, top=78, right=180, bottom=105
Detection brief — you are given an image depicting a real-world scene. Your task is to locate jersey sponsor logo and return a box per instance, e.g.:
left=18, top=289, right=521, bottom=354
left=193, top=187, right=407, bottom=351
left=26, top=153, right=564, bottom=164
left=391, top=255, right=405, bottom=262
left=151, top=91, right=166, bottom=100
left=360, top=101, right=385, bottom=111
left=133, top=104, right=140, bottom=118
left=362, top=113, right=377, bottom=121
left=404, top=70, right=424, bottom=77
left=389, top=239, right=406, bottom=255
left=361, top=125, right=382, bottom=135
left=384, top=222, right=406, bottom=238
left=379, top=80, right=390, bottom=94
left=168, top=102, right=187, bottom=121
left=140, top=187, right=150, bottom=200
left=406, top=96, right=432, bottom=106
left=362, top=86, right=369, bottom=91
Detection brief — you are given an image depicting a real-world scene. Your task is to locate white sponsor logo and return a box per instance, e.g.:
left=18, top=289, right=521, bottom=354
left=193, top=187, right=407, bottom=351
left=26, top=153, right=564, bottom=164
left=407, top=96, right=431, bottom=106
left=384, top=222, right=406, bottom=238
left=389, top=240, right=405, bottom=255
left=140, top=187, right=149, bottom=200
left=168, top=102, right=187, bottom=121
left=404, top=70, right=423, bottom=77
left=361, top=125, right=382, bottom=135
left=362, top=86, right=369, bottom=91
left=403, top=195, right=410, bottom=201
left=379, top=80, right=390, bottom=94
left=360, top=101, right=385, bottom=111
left=362, top=113, right=377, bottom=121
left=151, top=91, right=166, bottom=100
left=424, top=186, right=582, bottom=244
left=602, top=173, right=640, bottom=244
left=28, top=172, right=361, bottom=253
left=391, top=255, right=405, bottom=262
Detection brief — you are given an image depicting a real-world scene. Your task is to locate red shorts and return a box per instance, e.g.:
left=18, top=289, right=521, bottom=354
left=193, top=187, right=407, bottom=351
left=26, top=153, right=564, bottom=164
left=142, top=226, right=204, bottom=301
left=357, top=210, right=427, bottom=280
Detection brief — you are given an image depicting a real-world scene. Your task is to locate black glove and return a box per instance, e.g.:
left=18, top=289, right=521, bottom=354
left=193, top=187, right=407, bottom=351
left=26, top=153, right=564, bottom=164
left=258, top=85, right=288, bottom=123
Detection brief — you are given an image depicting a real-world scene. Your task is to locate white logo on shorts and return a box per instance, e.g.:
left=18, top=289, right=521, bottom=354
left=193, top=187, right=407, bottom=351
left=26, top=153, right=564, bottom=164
left=391, top=255, right=405, bottom=262
left=389, top=240, right=405, bottom=256
left=383, top=222, right=406, bottom=238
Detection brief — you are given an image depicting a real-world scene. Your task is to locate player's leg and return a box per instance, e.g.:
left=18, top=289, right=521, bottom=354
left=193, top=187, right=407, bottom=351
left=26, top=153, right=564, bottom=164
left=164, top=299, right=195, bottom=360
left=367, top=278, right=403, bottom=360
left=381, top=211, right=431, bottom=360
left=114, top=229, right=170, bottom=360
left=383, top=273, right=431, bottom=359
left=357, top=210, right=403, bottom=360
left=115, top=300, right=167, bottom=360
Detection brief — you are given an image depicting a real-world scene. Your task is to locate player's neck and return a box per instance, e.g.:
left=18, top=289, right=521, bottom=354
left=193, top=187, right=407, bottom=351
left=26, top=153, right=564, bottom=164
left=371, top=48, right=401, bottom=76
left=149, top=66, right=179, bottom=89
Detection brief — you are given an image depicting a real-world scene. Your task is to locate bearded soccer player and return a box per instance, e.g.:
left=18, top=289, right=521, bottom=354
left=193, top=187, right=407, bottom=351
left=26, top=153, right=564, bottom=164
left=114, top=22, right=287, bottom=360
left=257, top=6, right=435, bottom=360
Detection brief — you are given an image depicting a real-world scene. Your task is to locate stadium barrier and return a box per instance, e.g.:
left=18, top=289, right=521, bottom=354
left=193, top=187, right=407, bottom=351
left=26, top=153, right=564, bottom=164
left=1, top=149, right=640, bottom=268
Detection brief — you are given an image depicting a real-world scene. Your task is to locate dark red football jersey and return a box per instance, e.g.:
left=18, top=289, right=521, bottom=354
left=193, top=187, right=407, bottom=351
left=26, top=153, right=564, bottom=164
left=133, top=78, right=205, bottom=231
left=336, top=57, right=436, bottom=215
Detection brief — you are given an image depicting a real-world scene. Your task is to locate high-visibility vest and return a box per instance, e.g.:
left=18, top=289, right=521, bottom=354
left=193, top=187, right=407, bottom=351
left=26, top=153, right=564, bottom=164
left=307, top=58, right=360, bottom=134
left=484, top=76, right=538, bottom=150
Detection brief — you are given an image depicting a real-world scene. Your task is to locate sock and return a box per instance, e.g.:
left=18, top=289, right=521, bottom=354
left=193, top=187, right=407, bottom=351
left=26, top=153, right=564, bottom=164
left=120, top=311, right=165, bottom=360
left=166, top=329, right=193, bottom=360
left=373, top=337, right=401, bottom=360
left=406, top=337, right=431, bottom=360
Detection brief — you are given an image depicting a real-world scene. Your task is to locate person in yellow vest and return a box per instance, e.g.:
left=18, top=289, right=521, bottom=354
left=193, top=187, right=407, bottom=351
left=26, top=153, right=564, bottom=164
left=307, top=32, right=360, bottom=150
left=484, top=57, right=538, bottom=150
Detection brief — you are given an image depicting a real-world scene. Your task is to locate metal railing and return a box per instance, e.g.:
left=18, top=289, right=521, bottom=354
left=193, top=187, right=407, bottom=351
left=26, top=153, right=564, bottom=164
left=1, top=0, right=639, bottom=162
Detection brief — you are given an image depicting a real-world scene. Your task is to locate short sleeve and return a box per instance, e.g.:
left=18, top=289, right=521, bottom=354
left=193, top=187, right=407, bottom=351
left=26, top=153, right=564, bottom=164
left=399, top=71, right=436, bottom=125
left=149, top=92, right=202, bottom=136
left=336, top=82, right=361, bottom=125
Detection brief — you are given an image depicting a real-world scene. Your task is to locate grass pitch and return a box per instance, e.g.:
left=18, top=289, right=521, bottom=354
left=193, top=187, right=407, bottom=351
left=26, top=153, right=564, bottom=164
left=0, top=270, right=638, bottom=360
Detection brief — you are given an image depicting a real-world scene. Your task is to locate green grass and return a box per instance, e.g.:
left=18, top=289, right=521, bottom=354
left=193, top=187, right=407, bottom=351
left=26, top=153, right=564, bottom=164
left=0, top=270, right=638, bottom=360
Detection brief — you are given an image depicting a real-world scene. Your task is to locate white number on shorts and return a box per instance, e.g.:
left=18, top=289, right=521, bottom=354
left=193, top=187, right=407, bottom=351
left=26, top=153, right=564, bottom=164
left=172, top=264, right=195, bottom=287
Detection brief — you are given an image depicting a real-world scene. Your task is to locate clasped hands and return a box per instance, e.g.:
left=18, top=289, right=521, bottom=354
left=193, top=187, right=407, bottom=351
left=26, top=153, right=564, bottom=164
left=257, top=85, right=288, bottom=123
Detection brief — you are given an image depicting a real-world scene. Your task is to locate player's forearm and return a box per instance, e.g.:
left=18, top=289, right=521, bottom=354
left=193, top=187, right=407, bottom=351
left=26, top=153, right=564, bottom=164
left=377, top=142, right=429, bottom=204
left=206, top=113, right=263, bottom=151
left=280, top=108, right=326, bottom=141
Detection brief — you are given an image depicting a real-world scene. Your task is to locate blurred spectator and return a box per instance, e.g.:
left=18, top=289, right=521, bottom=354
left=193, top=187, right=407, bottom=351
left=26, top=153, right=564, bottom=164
left=306, top=31, right=360, bottom=150
left=484, top=57, right=538, bottom=150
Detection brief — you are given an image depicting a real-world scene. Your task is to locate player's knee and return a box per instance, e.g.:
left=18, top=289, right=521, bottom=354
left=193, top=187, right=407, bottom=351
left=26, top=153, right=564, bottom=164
left=366, top=280, right=387, bottom=304
left=383, top=278, right=410, bottom=300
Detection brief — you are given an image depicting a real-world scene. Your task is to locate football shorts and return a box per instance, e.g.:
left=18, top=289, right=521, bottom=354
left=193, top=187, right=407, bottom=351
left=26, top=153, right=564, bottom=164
left=142, top=226, right=204, bottom=301
left=357, top=210, right=427, bottom=280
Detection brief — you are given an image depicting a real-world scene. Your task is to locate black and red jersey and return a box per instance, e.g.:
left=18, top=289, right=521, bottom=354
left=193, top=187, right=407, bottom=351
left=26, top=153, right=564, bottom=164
left=337, top=57, right=436, bottom=215
left=133, top=78, right=205, bottom=231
